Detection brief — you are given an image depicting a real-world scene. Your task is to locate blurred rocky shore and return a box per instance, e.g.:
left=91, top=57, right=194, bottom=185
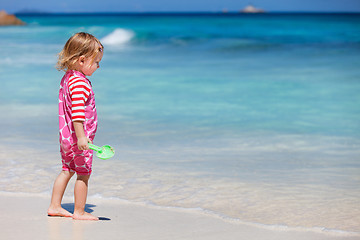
left=0, top=10, right=25, bottom=26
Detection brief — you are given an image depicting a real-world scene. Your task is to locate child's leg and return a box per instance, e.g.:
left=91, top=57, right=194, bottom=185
left=72, top=174, right=98, bottom=220
left=48, top=170, right=75, bottom=217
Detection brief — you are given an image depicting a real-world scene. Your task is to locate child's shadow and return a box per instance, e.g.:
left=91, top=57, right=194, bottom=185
left=62, top=203, right=111, bottom=221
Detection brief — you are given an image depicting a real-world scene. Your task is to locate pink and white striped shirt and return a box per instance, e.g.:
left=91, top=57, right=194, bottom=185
left=68, top=75, right=91, bottom=122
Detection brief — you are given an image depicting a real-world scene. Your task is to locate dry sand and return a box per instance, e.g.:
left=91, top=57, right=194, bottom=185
left=0, top=192, right=359, bottom=240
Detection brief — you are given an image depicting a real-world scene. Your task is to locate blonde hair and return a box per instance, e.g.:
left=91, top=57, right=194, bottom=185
left=57, top=32, right=103, bottom=71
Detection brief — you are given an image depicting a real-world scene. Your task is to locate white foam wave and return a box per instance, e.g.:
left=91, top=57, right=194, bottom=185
left=101, top=28, right=134, bottom=45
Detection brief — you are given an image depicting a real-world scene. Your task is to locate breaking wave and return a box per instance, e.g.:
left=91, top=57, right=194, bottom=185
left=101, top=28, right=135, bottom=45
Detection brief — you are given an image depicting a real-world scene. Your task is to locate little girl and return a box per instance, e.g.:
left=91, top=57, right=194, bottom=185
left=48, top=32, right=103, bottom=220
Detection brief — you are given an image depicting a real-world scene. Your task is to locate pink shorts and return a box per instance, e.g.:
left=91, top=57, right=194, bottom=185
left=61, top=148, right=93, bottom=175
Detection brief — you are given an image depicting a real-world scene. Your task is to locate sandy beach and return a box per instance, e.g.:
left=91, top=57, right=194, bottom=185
left=0, top=192, right=358, bottom=240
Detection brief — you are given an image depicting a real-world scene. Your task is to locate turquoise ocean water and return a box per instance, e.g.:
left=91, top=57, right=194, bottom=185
left=0, top=13, right=360, bottom=235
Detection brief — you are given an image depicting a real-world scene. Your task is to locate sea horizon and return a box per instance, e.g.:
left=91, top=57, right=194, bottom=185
left=13, top=10, right=360, bottom=16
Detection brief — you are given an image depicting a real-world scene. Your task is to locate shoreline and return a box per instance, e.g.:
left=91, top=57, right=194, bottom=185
left=0, top=192, right=359, bottom=240
left=1, top=140, right=360, bottom=235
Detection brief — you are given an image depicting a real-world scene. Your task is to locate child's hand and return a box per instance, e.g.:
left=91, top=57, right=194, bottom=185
left=73, top=121, right=91, bottom=151
left=77, top=137, right=90, bottom=151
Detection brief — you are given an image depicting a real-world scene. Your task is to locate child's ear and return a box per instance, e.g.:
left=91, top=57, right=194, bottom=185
left=79, top=56, right=86, bottom=65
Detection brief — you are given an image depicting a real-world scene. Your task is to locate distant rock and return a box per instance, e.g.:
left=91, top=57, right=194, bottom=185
left=0, top=10, right=25, bottom=26
left=240, top=5, right=265, bottom=13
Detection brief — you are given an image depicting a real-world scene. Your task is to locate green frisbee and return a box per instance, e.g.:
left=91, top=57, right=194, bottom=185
left=88, top=143, right=115, bottom=160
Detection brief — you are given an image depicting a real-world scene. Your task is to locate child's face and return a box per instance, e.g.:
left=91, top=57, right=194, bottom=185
left=80, top=52, right=103, bottom=76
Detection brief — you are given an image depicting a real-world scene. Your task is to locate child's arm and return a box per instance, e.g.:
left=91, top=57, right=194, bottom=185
left=73, top=121, right=91, bottom=150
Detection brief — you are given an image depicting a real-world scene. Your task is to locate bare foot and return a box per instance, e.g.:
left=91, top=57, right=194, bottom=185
left=47, top=206, right=73, bottom=218
left=72, top=211, right=99, bottom=221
